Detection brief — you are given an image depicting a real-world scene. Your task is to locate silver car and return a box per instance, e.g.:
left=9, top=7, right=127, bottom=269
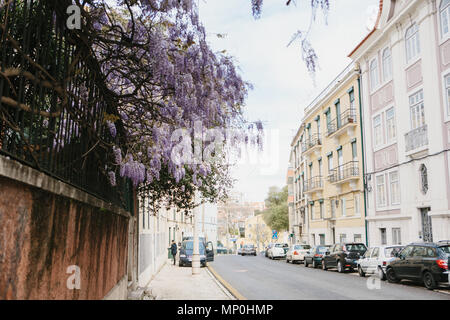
left=357, top=245, right=404, bottom=280
left=286, top=244, right=311, bottom=264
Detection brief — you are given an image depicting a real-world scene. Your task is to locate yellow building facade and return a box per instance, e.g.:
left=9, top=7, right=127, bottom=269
left=299, top=63, right=366, bottom=246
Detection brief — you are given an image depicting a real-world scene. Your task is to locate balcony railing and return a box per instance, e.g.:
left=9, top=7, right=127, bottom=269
left=328, top=161, right=359, bottom=183
left=326, top=108, right=357, bottom=136
left=405, top=125, right=428, bottom=153
left=301, top=134, right=322, bottom=153
left=304, top=176, right=323, bottom=192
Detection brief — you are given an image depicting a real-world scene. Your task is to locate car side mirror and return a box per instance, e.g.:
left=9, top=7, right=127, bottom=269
left=306, top=251, right=310, bottom=254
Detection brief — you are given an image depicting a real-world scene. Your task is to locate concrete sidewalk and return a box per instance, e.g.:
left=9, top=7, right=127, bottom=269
left=146, top=259, right=234, bottom=300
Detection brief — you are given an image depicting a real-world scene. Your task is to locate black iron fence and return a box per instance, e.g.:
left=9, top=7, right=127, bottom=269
left=326, top=108, right=357, bottom=136
left=301, top=133, right=321, bottom=153
left=304, top=176, right=323, bottom=192
left=328, top=161, right=359, bottom=183
left=0, top=0, right=133, bottom=211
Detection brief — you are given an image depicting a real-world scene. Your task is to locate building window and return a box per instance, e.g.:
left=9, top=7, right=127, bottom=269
left=310, top=203, right=314, bottom=220
left=354, top=193, right=361, bottom=215
left=380, top=228, right=387, bottom=245
left=445, top=74, right=450, bottom=117
left=389, top=171, right=400, bottom=205
left=373, top=115, right=383, bottom=148
left=385, top=107, right=396, bottom=143
left=349, top=89, right=355, bottom=109
left=327, top=154, right=333, bottom=173
left=341, top=198, right=346, bottom=217
left=354, top=234, right=362, bottom=243
left=409, top=90, right=425, bottom=129
left=318, top=158, right=323, bottom=177
left=339, top=234, right=347, bottom=243
left=319, top=234, right=325, bottom=245
left=311, top=234, right=316, bottom=245
left=441, top=0, right=450, bottom=37
left=320, top=202, right=324, bottom=219
left=331, top=199, right=336, bottom=218
left=392, top=228, right=402, bottom=245
left=370, top=58, right=379, bottom=90
left=351, top=140, right=357, bottom=161
left=376, top=174, right=387, bottom=207
left=405, top=24, right=420, bottom=63
left=316, top=117, right=321, bottom=138
left=420, top=164, right=428, bottom=194
left=382, top=47, right=392, bottom=81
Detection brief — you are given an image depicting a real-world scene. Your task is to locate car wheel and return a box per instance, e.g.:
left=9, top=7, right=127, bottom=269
left=386, top=268, right=400, bottom=283
left=286, top=258, right=290, bottom=263
left=322, top=260, right=327, bottom=271
left=422, top=271, right=437, bottom=290
left=377, top=267, right=386, bottom=281
left=305, top=259, right=309, bottom=267
left=358, top=266, right=365, bottom=277
left=337, top=260, right=344, bottom=273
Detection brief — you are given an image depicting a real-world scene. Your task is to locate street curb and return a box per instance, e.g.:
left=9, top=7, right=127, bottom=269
left=207, top=265, right=247, bottom=300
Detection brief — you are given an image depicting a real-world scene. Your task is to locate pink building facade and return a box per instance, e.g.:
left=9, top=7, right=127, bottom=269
left=350, top=0, right=450, bottom=246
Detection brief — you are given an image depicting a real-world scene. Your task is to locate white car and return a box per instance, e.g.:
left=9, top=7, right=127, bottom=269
left=267, top=243, right=287, bottom=260
left=286, top=244, right=311, bottom=264
left=357, top=245, right=404, bottom=280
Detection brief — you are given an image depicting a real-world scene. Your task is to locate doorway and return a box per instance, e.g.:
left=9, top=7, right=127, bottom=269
left=420, top=207, right=433, bottom=242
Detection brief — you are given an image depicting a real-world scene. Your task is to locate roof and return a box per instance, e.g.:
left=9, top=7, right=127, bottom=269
left=348, top=0, right=384, bottom=58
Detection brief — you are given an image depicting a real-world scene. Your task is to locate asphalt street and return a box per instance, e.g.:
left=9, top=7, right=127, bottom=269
left=209, top=254, right=450, bottom=300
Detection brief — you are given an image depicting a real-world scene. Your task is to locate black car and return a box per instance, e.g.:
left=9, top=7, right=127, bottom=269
left=322, top=242, right=367, bottom=273
left=304, top=245, right=331, bottom=268
left=386, top=242, right=449, bottom=290
left=179, top=240, right=209, bottom=267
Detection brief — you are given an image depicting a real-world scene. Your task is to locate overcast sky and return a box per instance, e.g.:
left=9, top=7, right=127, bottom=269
left=198, top=0, right=379, bottom=202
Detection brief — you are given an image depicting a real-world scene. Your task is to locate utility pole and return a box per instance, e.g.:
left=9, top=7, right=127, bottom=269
left=192, top=201, right=200, bottom=275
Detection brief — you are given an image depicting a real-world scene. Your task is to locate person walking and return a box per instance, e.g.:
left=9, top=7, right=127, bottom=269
left=170, top=240, right=177, bottom=266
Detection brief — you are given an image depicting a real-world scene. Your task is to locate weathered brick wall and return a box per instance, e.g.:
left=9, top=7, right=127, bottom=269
left=0, top=175, right=129, bottom=300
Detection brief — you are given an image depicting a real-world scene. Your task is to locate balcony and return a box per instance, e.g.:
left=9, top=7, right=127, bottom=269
left=304, top=176, right=323, bottom=198
left=326, top=108, right=357, bottom=142
left=328, top=161, right=359, bottom=192
left=405, top=125, right=428, bottom=158
left=301, top=134, right=322, bottom=157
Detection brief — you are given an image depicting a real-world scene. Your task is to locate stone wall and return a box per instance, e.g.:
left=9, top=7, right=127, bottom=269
left=0, top=156, right=130, bottom=299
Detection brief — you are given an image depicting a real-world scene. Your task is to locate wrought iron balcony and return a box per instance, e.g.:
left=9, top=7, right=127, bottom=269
left=328, top=161, right=359, bottom=183
left=301, top=134, right=322, bottom=154
left=326, top=108, right=357, bottom=136
left=405, top=125, right=428, bottom=153
left=304, top=176, right=323, bottom=193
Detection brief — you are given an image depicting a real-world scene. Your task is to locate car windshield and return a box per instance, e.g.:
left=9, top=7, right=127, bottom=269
left=295, top=245, right=310, bottom=250
left=183, top=241, right=205, bottom=254
left=385, top=247, right=403, bottom=257
left=438, top=245, right=450, bottom=255
left=345, top=244, right=366, bottom=251
left=317, top=246, right=329, bottom=253
left=275, top=244, right=283, bottom=248
left=244, top=245, right=254, bottom=249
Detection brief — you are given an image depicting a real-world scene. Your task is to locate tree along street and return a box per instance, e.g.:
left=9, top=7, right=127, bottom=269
left=209, top=255, right=450, bottom=300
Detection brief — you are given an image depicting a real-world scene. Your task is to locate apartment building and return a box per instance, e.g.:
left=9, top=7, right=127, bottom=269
left=291, top=62, right=367, bottom=246
left=349, top=0, right=450, bottom=246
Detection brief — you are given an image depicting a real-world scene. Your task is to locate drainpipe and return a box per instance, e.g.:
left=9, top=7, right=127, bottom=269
left=357, top=71, right=369, bottom=247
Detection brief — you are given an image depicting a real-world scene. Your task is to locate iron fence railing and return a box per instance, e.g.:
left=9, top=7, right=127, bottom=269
left=301, top=133, right=321, bottom=153
left=304, top=176, right=323, bottom=192
left=0, top=0, right=133, bottom=211
left=326, top=108, right=357, bottom=136
left=405, top=124, right=428, bottom=152
left=328, top=161, right=359, bottom=183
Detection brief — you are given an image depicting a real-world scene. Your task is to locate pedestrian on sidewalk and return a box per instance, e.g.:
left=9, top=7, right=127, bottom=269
left=170, top=240, right=177, bottom=265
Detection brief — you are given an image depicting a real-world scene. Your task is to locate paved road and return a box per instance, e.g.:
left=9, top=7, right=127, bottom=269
left=209, top=254, right=450, bottom=300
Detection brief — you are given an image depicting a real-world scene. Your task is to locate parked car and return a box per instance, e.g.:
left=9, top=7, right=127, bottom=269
left=265, top=243, right=275, bottom=257
left=267, top=243, right=287, bottom=260
left=286, top=244, right=311, bottom=264
left=304, top=245, right=331, bottom=268
left=357, top=245, right=404, bottom=280
left=281, top=243, right=290, bottom=255
left=241, top=244, right=257, bottom=256
left=216, top=243, right=228, bottom=254
left=322, top=242, right=367, bottom=273
left=179, top=240, right=207, bottom=267
left=385, top=242, right=449, bottom=289
left=182, top=235, right=214, bottom=261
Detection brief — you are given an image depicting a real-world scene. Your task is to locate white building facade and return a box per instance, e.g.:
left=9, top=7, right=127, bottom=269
left=350, top=0, right=450, bottom=246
